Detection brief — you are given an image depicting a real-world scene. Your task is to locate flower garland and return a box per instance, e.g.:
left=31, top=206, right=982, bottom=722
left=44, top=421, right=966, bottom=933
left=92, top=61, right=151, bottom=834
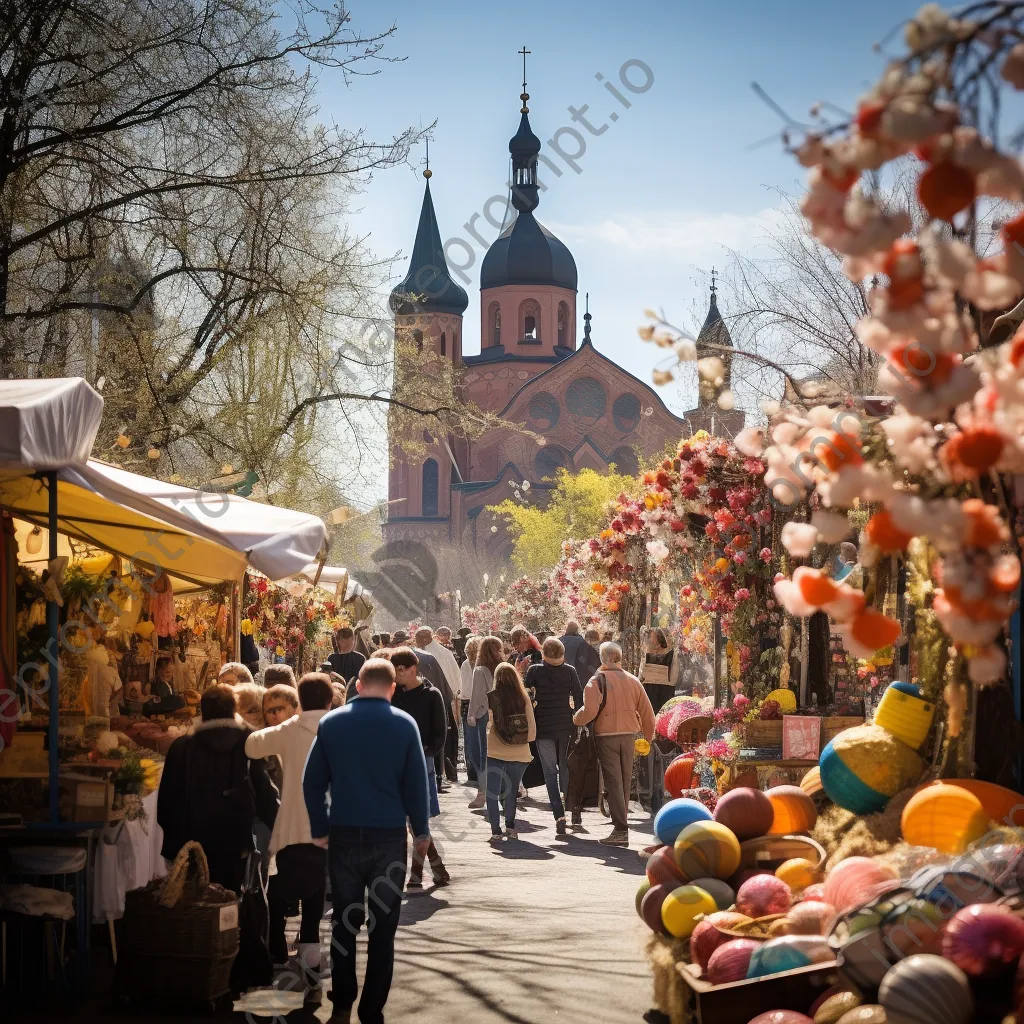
left=242, top=572, right=349, bottom=658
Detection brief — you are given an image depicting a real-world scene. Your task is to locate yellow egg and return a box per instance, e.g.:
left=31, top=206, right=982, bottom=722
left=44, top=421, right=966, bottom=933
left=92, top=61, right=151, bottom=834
left=776, top=857, right=819, bottom=893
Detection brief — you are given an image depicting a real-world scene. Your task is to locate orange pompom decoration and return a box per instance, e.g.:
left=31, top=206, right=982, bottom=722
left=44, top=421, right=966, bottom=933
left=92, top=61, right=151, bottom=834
left=888, top=343, right=958, bottom=386
left=795, top=567, right=839, bottom=608
left=990, top=555, right=1021, bottom=594
left=865, top=510, right=915, bottom=553
left=917, top=161, right=976, bottom=221
left=811, top=431, right=863, bottom=472
left=962, top=499, right=1008, bottom=549
left=843, top=608, right=901, bottom=659
left=941, top=426, right=1005, bottom=476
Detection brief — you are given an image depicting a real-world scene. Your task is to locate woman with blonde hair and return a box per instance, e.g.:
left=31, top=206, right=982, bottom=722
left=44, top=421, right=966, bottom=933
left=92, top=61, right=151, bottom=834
left=459, top=636, right=482, bottom=786
left=484, top=663, right=536, bottom=841
left=466, top=636, right=503, bottom=809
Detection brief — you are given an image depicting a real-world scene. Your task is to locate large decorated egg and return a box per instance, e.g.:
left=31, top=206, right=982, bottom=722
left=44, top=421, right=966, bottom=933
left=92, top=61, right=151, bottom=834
left=766, top=786, right=818, bottom=834
left=824, top=857, right=898, bottom=915
left=647, top=845, right=686, bottom=889
left=785, top=900, right=836, bottom=936
left=635, top=879, right=652, bottom=917
left=661, top=884, right=717, bottom=939
left=664, top=755, right=696, bottom=798
left=878, top=954, right=972, bottom=1024
left=776, top=858, right=818, bottom=893
left=640, top=884, right=671, bottom=935
left=747, top=935, right=831, bottom=978
left=800, top=766, right=823, bottom=798
left=690, top=876, right=736, bottom=911
left=737, top=873, right=792, bottom=917
left=836, top=1008, right=887, bottom=1024
left=813, top=992, right=862, bottom=1024
left=900, top=784, right=989, bottom=855
left=707, top=938, right=761, bottom=984
left=748, top=1014, right=813, bottom=1024
left=674, top=820, right=742, bottom=880
left=714, top=786, right=775, bottom=840
left=654, top=797, right=713, bottom=846
left=690, top=911, right=751, bottom=970
left=819, top=725, right=924, bottom=815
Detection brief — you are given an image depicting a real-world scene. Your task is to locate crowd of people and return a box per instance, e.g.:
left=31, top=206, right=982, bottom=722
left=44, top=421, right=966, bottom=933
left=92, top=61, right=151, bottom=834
left=155, top=621, right=659, bottom=1024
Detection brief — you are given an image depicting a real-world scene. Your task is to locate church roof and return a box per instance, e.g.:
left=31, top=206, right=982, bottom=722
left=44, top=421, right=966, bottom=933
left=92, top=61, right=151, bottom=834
left=697, top=278, right=732, bottom=351
left=480, top=212, right=578, bottom=290
left=389, top=178, right=469, bottom=316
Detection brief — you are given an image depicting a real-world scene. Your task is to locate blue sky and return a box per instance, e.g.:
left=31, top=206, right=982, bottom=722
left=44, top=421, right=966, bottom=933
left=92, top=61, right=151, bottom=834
left=314, top=0, right=926, bottom=486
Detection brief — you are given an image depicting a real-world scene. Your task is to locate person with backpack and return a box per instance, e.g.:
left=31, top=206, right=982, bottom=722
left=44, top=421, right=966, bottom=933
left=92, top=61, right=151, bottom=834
left=572, top=642, right=656, bottom=847
left=466, top=636, right=503, bottom=809
left=559, top=620, right=600, bottom=687
left=484, top=663, right=536, bottom=842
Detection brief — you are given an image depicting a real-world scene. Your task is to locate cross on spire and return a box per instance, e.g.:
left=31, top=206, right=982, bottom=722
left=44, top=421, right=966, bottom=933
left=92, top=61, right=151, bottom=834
left=710, top=266, right=717, bottom=296
left=583, top=291, right=592, bottom=343
left=519, top=45, right=531, bottom=113
left=422, top=137, right=431, bottom=179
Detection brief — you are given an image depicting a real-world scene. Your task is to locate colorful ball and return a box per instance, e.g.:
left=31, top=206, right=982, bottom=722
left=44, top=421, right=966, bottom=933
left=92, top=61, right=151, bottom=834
left=664, top=755, right=696, bottom=798
left=900, top=784, right=989, bottom=855
left=776, top=858, right=819, bottom=893
left=674, top=820, right=742, bottom=880
left=690, top=876, right=736, bottom=911
left=707, top=938, right=761, bottom=984
left=640, top=883, right=671, bottom=935
left=736, top=873, right=792, bottom=918
left=747, top=935, right=831, bottom=978
left=646, top=845, right=686, bottom=889
left=819, top=725, right=924, bottom=815
left=635, top=878, right=652, bottom=918
left=714, top=786, right=776, bottom=840
left=661, top=884, right=717, bottom=938
left=654, top=797, right=713, bottom=846
left=878, top=954, right=972, bottom=1024
left=766, top=785, right=818, bottom=834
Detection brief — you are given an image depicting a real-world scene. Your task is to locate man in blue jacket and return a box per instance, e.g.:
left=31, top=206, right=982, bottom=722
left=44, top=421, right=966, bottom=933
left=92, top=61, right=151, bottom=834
left=303, top=657, right=431, bottom=1024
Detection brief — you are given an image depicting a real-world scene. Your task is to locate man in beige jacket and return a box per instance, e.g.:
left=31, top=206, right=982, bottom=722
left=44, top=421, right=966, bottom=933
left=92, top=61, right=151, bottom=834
left=573, top=641, right=656, bottom=847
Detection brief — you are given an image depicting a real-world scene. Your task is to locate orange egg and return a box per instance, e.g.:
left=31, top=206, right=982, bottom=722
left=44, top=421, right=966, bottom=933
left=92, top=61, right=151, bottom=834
left=766, top=785, right=818, bottom=835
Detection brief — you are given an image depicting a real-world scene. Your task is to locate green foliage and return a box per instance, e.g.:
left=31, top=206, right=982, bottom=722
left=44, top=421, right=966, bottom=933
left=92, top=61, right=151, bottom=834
left=488, top=468, right=639, bottom=577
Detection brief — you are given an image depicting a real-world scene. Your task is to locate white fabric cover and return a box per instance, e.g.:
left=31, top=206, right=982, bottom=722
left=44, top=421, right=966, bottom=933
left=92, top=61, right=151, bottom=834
left=0, top=378, right=103, bottom=469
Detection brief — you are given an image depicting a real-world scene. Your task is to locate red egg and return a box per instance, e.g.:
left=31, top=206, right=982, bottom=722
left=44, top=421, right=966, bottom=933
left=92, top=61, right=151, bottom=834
left=801, top=883, right=827, bottom=902
left=747, top=1013, right=813, bottom=1024
left=714, top=786, right=775, bottom=841
left=737, top=874, right=792, bottom=918
left=647, top=844, right=686, bottom=889
left=707, top=938, right=761, bottom=984
left=690, top=911, right=752, bottom=970
left=640, top=884, right=671, bottom=935
left=942, top=903, right=1024, bottom=978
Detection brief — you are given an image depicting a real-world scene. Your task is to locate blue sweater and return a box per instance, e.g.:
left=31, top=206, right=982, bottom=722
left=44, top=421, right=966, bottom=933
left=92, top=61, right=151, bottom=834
left=302, top=697, right=431, bottom=840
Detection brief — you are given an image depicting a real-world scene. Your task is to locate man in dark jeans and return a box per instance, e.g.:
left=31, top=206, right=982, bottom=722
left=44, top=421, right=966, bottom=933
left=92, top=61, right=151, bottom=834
left=303, top=658, right=431, bottom=1024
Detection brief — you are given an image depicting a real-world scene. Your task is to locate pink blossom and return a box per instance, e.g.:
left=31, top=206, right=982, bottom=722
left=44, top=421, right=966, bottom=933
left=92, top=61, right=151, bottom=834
left=760, top=547, right=773, bottom=562
left=735, top=587, right=751, bottom=601
left=733, top=551, right=747, bottom=565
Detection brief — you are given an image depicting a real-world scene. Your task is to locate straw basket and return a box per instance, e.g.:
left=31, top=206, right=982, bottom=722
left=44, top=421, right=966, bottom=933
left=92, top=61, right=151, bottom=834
left=115, top=841, right=239, bottom=1004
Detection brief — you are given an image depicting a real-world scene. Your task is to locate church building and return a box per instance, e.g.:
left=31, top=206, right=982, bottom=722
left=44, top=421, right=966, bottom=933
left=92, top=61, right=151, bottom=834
left=385, top=75, right=744, bottom=560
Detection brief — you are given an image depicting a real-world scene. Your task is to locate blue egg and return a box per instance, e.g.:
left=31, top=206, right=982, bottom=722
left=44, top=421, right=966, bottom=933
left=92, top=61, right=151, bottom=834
left=653, top=798, right=713, bottom=846
left=890, top=681, right=921, bottom=696
left=746, top=938, right=814, bottom=979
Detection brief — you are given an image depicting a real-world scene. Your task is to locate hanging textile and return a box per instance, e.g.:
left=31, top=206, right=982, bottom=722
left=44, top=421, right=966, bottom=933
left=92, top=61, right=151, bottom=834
left=0, top=515, right=19, bottom=749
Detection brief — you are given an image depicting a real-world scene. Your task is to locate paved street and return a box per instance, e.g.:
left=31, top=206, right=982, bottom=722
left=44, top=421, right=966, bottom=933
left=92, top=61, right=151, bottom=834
left=245, top=784, right=656, bottom=1024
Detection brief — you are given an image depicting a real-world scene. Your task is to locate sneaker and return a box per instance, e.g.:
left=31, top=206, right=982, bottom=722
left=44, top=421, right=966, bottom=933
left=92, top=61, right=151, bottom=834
left=488, top=832, right=504, bottom=844
left=555, top=817, right=567, bottom=836
left=505, top=828, right=518, bottom=840
left=468, top=792, right=485, bottom=809
left=599, top=829, right=629, bottom=847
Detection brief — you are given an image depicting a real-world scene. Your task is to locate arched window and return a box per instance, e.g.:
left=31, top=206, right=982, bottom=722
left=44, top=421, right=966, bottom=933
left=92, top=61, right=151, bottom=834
left=557, top=302, right=569, bottom=347
left=413, top=329, right=423, bottom=352
left=440, top=331, right=446, bottom=356
left=519, top=299, right=541, bottom=344
left=422, top=458, right=439, bottom=517
left=489, top=303, right=501, bottom=347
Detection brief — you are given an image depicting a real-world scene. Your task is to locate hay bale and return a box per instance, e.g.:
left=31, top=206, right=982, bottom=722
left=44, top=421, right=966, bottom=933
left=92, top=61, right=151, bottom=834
left=647, top=934, right=692, bottom=1024
left=811, top=788, right=915, bottom=871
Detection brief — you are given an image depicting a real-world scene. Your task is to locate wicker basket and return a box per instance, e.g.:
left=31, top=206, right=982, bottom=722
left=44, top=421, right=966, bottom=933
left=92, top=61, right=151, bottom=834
left=119, top=841, right=239, bottom=960
left=743, top=719, right=784, bottom=747
left=115, top=950, right=235, bottom=1004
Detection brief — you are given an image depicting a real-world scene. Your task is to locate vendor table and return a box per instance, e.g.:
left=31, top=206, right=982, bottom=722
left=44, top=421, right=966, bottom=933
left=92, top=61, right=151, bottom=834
left=722, top=758, right=818, bottom=791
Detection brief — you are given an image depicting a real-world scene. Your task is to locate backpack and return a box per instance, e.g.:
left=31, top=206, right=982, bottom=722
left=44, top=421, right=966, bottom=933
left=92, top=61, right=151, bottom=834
left=487, top=689, right=530, bottom=745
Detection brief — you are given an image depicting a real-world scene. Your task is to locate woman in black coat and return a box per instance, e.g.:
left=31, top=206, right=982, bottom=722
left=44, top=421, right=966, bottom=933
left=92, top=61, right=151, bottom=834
left=523, top=637, right=585, bottom=835
left=157, top=683, right=279, bottom=894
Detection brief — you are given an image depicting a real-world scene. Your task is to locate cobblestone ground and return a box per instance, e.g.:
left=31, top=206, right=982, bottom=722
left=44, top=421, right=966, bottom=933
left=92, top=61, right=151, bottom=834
left=243, top=783, right=657, bottom=1024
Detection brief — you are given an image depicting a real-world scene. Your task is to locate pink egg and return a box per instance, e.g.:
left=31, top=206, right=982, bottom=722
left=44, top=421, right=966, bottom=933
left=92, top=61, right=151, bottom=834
left=737, top=874, right=792, bottom=918
left=823, top=857, right=897, bottom=915
left=747, top=1013, right=813, bottom=1024
left=690, top=911, right=752, bottom=970
left=785, top=900, right=837, bottom=935
left=801, top=883, right=827, bottom=902
left=707, top=938, right=761, bottom=984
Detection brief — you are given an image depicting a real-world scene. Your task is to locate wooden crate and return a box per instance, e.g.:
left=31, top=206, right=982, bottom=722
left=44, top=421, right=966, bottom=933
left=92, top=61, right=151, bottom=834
left=743, top=719, right=783, bottom=747
left=821, top=716, right=863, bottom=745
left=676, top=960, right=839, bottom=1024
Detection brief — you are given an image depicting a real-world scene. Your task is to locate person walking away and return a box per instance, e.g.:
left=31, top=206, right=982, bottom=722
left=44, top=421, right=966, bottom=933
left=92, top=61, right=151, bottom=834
left=572, top=642, right=656, bottom=847
left=303, top=659, right=431, bottom=1024
left=484, top=663, right=536, bottom=841
left=559, top=620, right=600, bottom=691
left=524, top=638, right=583, bottom=836
left=158, top=684, right=279, bottom=892
left=584, top=628, right=601, bottom=648
left=642, top=628, right=677, bottom=715
left=327, top=626, right=366, bottom=684
left=417, top=626, right=461, bottom=786
left=459, top=637, right=481, bottom=786
left=388, top=647, right=451, bottom=890
left=246, top=673, right=332, bottom=1006
left=467, top=636, right=502, bottom=809
left=411, top=629, right=456, bottom=791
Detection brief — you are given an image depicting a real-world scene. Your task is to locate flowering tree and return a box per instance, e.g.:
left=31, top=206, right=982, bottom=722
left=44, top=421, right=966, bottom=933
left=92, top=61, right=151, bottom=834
left=640, top=2, right=1024, bottom=766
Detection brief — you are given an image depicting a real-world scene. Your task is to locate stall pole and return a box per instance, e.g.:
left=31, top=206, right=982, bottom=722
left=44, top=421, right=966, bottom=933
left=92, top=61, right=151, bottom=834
left=1012, top=590, right=1021, bottom=788
left=46, top=470, right=60, bottom=822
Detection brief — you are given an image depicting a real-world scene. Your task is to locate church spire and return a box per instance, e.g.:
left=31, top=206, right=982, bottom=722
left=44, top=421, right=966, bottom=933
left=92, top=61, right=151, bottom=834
left=582, top=292, right=592, bottom=345
left=697, top=268, right=732, bottom=404
left=389, top=152, right=468, bottom=316
left=509, top=45, right=541, bottom=214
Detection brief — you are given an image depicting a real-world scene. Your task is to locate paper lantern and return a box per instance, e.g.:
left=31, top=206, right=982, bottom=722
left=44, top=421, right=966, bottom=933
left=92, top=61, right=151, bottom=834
left=664, top=755, right=695, bottom=798
left=690, top=876, right=736, bottom=911
left=661, top=884, right=717, bottom=938
left=929, top=778, right=1022, bottom=828
left=878, top=954, right=972, bottom=1024
left=901, top=784, right=988, bottom=855
left=674, top=820, right=742, bottom=880
left=874, top=683, right=934, bottom=750
left=819, top=725, right=924, bottom=814
left=654, top=797, right=713, bottom=846
left=776, top=858, right=818, bottom=893
left=800, top=766, right=823, bottom=798
left=646, top=845, right=686, bottom=889
left=766, top=786, right=818, bottom=834
left=714, top=786, right=775, bottom=840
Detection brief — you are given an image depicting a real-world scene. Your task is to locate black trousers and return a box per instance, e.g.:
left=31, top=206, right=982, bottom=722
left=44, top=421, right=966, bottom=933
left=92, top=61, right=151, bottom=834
left=268, top=842, right=327, bottom=962
left=328, top=827, right=407, bottom=1024
left=434, top=701, right=458, bottom=783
